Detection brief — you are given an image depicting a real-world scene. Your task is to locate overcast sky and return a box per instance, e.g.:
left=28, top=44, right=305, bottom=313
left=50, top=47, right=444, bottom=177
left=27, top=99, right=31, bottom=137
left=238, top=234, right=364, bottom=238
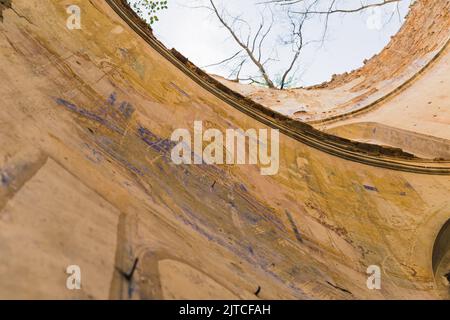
left=135, top=0, right=412, bottom=87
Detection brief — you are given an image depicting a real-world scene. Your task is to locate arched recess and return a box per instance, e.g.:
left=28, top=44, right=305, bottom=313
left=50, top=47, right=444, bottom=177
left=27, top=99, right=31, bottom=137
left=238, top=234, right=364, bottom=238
left=432, top=219, right=450, bottom=298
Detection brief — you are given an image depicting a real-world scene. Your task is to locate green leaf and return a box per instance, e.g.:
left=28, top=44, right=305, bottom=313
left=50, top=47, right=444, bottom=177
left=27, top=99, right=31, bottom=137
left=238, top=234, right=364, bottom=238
left=127, top=0, right=169, bottom=25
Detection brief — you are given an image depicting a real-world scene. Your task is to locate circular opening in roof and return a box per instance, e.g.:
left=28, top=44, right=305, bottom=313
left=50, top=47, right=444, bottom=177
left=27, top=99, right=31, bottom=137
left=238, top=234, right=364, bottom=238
left=128, top=0, right=412, bottom=89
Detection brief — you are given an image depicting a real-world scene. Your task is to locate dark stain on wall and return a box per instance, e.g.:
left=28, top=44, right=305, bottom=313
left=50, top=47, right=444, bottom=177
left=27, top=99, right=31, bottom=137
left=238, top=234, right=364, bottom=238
left=0, top=0, right=12, bottom=22
left=285, top=210, right=303, bottom=244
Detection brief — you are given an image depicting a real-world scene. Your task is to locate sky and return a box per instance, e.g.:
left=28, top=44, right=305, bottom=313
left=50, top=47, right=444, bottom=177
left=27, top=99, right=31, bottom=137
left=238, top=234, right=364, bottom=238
left=131, top=0, right=413, bottom=87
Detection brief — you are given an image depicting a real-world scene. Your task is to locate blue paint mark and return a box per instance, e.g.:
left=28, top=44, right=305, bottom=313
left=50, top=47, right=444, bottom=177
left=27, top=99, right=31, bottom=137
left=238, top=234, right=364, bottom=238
left=56, top=98, right=77, bottom=112
left=105, top=92, right=135, bottom=119
left=55, top=98, right=123, bottom=133
left=363, top=185, right=378, bottom=192
left=107, top=92, right=117, bottom=106
left=137, top=126, right=176, bottom=155
left=1, top=171, right=10, bottom=186
left=241, top=212, right=261, bottom=225
left=119, top=101, right=135, bottom=119
left=82, top=143, right=103, bottom=164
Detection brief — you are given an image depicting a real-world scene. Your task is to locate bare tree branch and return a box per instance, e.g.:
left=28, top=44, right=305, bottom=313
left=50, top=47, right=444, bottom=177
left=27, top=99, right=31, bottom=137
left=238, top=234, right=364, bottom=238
left=266, top=0, right=402, bottom=14
left=201, top=50, right=242, bottom=68
left=208, top=0, right=276, bottom=88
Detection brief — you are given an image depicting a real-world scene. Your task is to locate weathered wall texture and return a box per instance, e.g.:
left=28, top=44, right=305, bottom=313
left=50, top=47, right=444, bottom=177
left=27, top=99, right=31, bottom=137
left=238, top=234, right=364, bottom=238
left=0, top=0, right=449, bottom=299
